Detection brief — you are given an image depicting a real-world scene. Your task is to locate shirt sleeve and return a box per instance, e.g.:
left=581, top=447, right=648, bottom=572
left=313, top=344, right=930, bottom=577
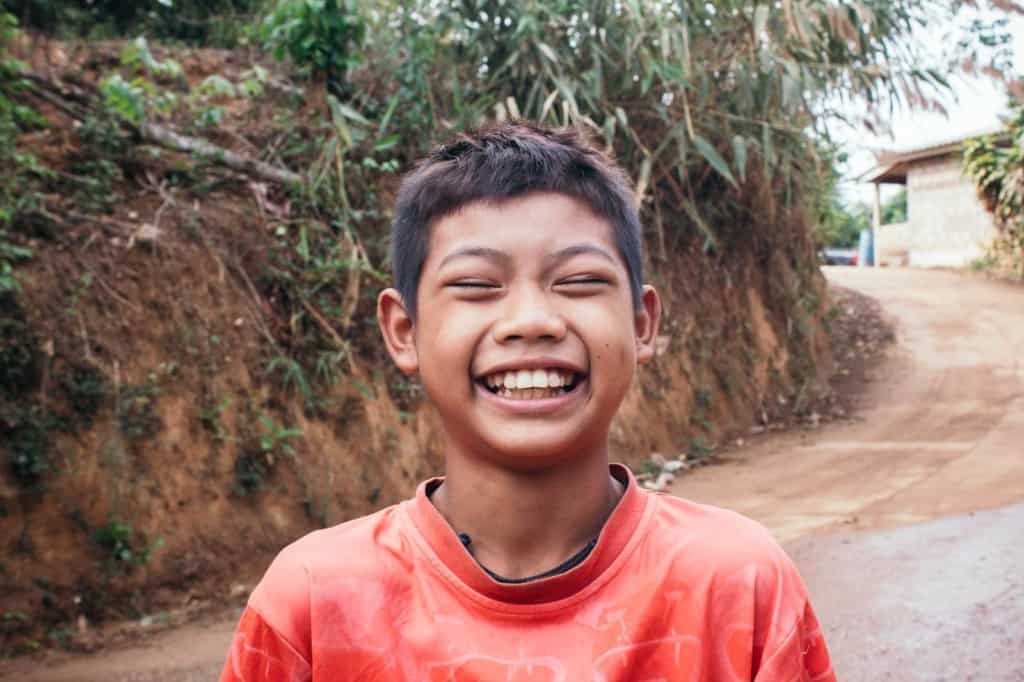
left=753, top=595, right=835, bottom=682
left=219, top=606, right=312, bottom=682
left=219, top=542, right=315, bottom=682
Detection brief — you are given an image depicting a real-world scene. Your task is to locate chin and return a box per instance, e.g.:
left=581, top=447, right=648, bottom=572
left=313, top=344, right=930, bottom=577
left=477, top=429, right=604, bottom=472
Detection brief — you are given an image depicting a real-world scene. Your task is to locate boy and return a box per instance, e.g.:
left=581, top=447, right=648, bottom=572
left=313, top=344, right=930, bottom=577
left=220, top=124, right=835, bottom=681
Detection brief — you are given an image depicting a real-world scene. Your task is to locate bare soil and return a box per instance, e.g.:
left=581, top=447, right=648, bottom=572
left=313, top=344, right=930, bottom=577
left=7, top=266, right=1019, bottom=681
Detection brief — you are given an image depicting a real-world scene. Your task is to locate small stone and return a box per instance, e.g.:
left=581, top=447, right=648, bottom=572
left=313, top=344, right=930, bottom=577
left=234, top=317, right=244, bottom=327
left=663, top=460, right=685, bottom=473
left=649, top=452, right=666, bottom=467
left=134, top=222, right=161, bottom=244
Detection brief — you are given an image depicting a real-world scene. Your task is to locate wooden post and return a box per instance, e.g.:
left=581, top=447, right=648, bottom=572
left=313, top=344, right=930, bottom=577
left=871, top=182, right=882, bottom=267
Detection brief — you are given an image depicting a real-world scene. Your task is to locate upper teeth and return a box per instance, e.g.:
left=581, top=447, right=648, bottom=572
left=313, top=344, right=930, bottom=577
left=485, top=369, right=575, bottom=390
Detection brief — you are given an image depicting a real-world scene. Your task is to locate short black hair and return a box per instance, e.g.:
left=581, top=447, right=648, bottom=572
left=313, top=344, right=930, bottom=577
left=390, top=122, right=644, bottom=318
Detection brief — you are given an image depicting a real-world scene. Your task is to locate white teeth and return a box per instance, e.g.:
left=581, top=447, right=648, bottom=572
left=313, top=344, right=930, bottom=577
left=484, top=368, right=578, bottom=392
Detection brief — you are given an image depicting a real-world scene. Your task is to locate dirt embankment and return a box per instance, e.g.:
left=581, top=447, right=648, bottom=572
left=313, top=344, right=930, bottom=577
left=0, top=42, right=834, bottom=655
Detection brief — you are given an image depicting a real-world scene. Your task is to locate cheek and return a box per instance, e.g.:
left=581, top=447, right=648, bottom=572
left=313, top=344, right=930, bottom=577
left=416, top=310, right=480, bottom=376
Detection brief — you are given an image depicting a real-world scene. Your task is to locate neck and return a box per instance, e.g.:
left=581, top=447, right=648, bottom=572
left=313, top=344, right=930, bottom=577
left=431, top=448, right=623, bottom=581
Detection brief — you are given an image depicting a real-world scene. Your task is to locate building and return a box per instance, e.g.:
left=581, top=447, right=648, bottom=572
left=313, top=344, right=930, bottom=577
left=863, top=127, right=1002, bottom=267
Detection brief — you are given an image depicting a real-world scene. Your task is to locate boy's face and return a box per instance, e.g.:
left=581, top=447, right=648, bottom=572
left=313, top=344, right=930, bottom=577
left=378, top=192, right=660, bottom=471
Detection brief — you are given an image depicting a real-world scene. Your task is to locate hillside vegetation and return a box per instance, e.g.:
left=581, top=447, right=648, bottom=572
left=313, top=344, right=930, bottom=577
left=0, top=0, right=1016, bottom=654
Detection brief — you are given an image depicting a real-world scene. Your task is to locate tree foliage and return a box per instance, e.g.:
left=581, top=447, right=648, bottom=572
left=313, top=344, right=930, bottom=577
left=1, top=0, right=262, bottom=44
left=964, top=104, right=1024, bottom=275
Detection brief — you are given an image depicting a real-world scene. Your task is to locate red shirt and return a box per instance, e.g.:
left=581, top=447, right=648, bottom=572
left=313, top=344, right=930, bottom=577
left=220, top=465, right=834, bottom=681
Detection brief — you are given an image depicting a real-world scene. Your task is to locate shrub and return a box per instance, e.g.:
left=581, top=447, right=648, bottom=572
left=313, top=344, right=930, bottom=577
left=2, top=404, right=58, bottom=491
left=93, top=518, right=163, bottom=570
left=117, top=381, right=161, bottom=442
left=260, top=0, right=366, bottom=93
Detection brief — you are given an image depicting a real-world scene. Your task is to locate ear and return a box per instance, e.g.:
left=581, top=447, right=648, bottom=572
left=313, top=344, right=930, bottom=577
left=377, top=288, right=419, bottom=374
left=634, top=285, right=662, bottom=366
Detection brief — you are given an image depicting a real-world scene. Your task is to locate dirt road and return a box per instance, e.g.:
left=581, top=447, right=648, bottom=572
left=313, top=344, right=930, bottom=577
left=5, top=267, right=1023, bottom=681
left=674, top=266, right=1024, bottom=541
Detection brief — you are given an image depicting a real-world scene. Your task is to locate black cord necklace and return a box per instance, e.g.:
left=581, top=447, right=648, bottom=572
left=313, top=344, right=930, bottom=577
left=457, top=532, right=599, bottom=584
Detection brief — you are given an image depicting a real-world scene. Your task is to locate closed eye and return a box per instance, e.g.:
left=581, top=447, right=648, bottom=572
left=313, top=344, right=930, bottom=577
left=446, top=280, right=501, bottom=289
left=557, top=277, right=610, bottom=286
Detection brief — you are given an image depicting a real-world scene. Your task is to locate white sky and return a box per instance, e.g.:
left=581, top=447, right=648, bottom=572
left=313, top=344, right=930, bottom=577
left=835, top=7, right=1024, bottom=206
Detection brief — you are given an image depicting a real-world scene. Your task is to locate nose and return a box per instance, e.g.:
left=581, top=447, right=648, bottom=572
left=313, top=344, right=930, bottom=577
left=491, top=287, right=567, bottom=344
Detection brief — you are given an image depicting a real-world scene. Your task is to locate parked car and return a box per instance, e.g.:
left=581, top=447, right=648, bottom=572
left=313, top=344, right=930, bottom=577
left=820, top=247, right=859, bottom=266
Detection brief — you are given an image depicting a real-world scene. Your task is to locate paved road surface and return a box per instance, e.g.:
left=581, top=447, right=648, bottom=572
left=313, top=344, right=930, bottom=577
left=4, top=267, right=1023, bottom=680
left=790, top=503, right=1024, bottom=681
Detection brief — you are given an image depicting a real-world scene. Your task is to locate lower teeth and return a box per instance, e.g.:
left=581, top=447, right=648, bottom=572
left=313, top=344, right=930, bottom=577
left=497, top=387, right=566, bottom=400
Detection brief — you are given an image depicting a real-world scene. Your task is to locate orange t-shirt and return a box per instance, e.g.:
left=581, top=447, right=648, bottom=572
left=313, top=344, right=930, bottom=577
left=220, top=465, right=834, bottom=681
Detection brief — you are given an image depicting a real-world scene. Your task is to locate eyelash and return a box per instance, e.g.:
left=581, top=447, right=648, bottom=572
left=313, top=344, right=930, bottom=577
left=559, top=277, right=607, bottom=285
left=448, top=280, right=499, bottom=289
left=445, top=277, right=610, bottom=290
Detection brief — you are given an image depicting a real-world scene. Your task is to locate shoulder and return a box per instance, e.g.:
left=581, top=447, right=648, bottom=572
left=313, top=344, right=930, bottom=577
left=246, top=503, right=407, bottom=657
left=640, top=494, right=834, bottom=680
left=643, top=493, right=807, bottom=608
left=647, top=493, right=789, bottom=569
left=644, top=493, right=812, bottom=631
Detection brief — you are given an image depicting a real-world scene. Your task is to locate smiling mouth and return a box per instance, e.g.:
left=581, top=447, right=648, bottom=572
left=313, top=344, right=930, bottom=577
left=479, top=368, right=584, bottom=400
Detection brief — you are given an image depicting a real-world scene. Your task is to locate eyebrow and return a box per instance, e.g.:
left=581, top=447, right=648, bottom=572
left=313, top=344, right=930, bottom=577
left=437, top=246, right=513, bottom=270
left=435, top=243, right=617, bottom=271
left=542, top=244, right=618, bottom=269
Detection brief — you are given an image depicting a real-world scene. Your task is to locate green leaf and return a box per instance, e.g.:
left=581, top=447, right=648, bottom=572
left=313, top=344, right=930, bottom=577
left=328, top=96, right=370, bottom=127
left=373, top=134, right=399, bottom=151
left=732, top=135, right=748, bottom=183
left=378, top=94, right=399, bottom=135
left=537, top=42, right=559, bottom=64
left=691, top=134, right=737, bottom=187
left=762, top=123, right=775, bottom=179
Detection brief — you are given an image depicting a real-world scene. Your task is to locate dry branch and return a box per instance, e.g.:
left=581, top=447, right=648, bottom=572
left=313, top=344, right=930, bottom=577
left=136, top=122, right=302, bottom=185
left=22, top=72, right=304, bottom=186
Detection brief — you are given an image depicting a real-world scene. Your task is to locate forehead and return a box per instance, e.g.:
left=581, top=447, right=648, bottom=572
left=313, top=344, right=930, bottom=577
left=425, top=192, right=620, bottom=266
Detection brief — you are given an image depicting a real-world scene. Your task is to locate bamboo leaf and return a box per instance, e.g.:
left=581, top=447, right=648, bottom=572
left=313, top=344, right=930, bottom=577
left=328, top=95, right=370, bottom=127
left=680, top=198, right=719, bottom=251
left=615, top=106, right=629, bottom=129
left=540, top=89, right=560, bottom=122
left=505, top=96, right=521, bottom=120
left=636, top=154, right=653, bottom=204
left=732, top=135, right=748, bottom=184
left=537, top=42, right=559, bottom=64
left=762, top=123, right=775, bottom=179
left=378, top=94, right=399, bottom=136
left=692, top=134, right=738, bottom=187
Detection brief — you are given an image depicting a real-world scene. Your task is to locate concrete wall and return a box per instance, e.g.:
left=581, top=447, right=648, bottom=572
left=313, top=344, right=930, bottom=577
left=876, top=221, right=910, bottom=266
left=903, top=154, right=996, bottom=267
